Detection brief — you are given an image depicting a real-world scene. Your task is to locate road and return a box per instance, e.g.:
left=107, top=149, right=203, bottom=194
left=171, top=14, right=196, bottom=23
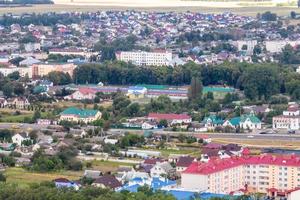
left=107, top=128, right=300, bottom=141
left=2, top=123, right=300, bottom=142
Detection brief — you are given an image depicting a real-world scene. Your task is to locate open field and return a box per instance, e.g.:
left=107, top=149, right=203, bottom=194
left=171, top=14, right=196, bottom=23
left=4, top=167, right=82, bottom=188
left=86, top=160, right=136, bottom=173
left=1, top=3, right=300, bottom=16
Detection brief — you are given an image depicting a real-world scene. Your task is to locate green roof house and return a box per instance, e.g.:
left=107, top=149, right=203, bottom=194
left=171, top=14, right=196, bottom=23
left=60, top=107, right=102, bottom=123
left=202, top=115, right=224, bottom=130
left=224, top=114, right=261, bottom=130
left=239, top=114, right=261, bottom=130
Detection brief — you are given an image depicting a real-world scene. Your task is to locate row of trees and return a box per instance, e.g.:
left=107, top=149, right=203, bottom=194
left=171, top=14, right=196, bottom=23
left=72, top=61, right=296, bottom=101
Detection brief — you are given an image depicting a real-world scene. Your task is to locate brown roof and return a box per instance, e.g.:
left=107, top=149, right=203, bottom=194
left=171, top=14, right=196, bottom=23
left=93, top=175, right=121, bottom=189
left=176, top=156, right=194, bottom=167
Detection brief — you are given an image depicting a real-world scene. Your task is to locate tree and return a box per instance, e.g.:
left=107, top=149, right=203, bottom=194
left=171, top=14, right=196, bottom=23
left=7, top=71, right=20, bottom=80
left=0, top=173, right=6, bottom=182
left=32, top=110, right=41, bottom=122
left=188, top=77, right=203, bottom=100
left=261, top=11, right=277, bottom=21
left=159, top=119, right=168, bottom=128
left=2, top=83, right=13, bottom=97
left=13, top=82, right=25, bottom=96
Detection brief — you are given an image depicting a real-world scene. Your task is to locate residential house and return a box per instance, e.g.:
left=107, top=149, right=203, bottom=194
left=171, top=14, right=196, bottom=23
left=54, top=178, right=80, bottom=190
left=83, top=170, right=102, bottom=179
left=147, top=113, right=192, bottom=126
left=176, top=156, right=195, bottom=173
left=118, top=177, right=176, bottom=192
left=150, top=161, right=175, bottom=178
left=64, top=88, right=97, bottom=101
left=12, top=133, right=30, bottom=146
left=92, top=175, right=122, bottom=190
left=223, top=114, right=261, bottom=130
left=202, top=115, right=224, bottom=131
left=142, top=121, right=158, bottom=130
left=60, top=107, right=102, bottom=123
left=0, top=98, right=7, bottom=108
left=103, top=138, right=118, bottom=145
left=7, top=97, right=30, bottom=109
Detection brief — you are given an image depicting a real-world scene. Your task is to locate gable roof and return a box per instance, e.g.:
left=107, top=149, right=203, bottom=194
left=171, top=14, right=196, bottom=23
left=176, top=156, right=195, bottom=167
left=60, top=107, right=99, bottom=118
left=240, top=114, right=261, bottom=124
left=93, top=175, right=122, bottom=189
left=202, top=115, right=223, bottom=125
left=227, top=117, right=240, bottom=126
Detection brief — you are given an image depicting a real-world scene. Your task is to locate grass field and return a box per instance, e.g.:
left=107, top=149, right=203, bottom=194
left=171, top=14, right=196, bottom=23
left=4, top=167, right=82, bottom=188
left=0, top=4, right=299, bottom=16
left=86, top=160, right=136, bottom=173
left=0, top=109, right=50, bottom=123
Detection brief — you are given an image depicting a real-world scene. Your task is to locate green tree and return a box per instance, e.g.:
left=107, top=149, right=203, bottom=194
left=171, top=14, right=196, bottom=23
left=188, top=77, right=203, bottom=100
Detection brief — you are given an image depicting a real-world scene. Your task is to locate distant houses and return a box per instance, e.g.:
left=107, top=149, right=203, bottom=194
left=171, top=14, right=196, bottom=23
left=60, top=107, right=102, bottom=123
left=147, top=113, right=192, bottom=126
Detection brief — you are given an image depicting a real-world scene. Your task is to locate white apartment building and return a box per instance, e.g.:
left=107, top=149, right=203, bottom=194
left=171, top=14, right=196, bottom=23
left=115, top=50, right=172, bottom=66
left=0, top=66, right=33, bottom=78
left=234, top=40, right=257, bottom=55
left=181, top=154, right=300, bottom=196
left=273, top=104, right=300, bottom=130
left=265, top=40, right=300, bottom=53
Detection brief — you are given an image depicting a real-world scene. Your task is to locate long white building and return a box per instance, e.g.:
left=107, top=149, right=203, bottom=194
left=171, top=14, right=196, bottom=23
left=265, top=40, right=300, bottom=53
left=115, top=50, right=172, bottom=66
left=182, top=154, right=300, bottom=197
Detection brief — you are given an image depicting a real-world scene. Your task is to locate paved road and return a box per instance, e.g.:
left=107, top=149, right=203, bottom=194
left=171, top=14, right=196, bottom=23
left=1, top=123, right=300, bottom=142
left=107, top=128, right=300, bottom=141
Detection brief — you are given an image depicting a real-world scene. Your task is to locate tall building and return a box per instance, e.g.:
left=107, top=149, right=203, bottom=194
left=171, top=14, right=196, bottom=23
left=32, top=63, right=77, bottom=78
left=181, top=154, right=300, bottom=196
left=115, top=50, right=172, bottom=66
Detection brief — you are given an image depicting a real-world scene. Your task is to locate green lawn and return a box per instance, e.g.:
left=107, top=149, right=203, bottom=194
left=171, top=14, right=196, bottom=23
left=0, top=111, right=51, bottom=123
left=140, top=147, right=198, bottom=157
left=87, top=160, right=136, bottom=173
left=4, top=167, right=82, bottom=188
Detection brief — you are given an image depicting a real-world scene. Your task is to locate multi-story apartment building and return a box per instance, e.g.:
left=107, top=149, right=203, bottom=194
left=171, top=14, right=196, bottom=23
left=32, top=63, right=77, bottom=78
left=115, top=50, right=172, bottom=66
left=181, top=154, right=300, bottom=197
left=0, top=66, right=33, bottom=78
left=273, top=103, right=300, bottom=130
left=265, top=40, right=300, bottom=53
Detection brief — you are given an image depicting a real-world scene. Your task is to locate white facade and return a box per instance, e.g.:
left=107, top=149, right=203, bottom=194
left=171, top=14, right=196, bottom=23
left=0, top=66, right=32, bottom=78
left=273, top=104, right=300, bottom=130
left=240, top=118, right=262, bottom=130
left=64, top=90, right=96, bottom=100
left=150, top=162, right=173, bottom=177
left=116, top=50, right=172, bottom=66
left=12, top=134, right=29, bottom=146
left=265, top=40, right=300, bottom=53
left=288, top=189, right=300, bottom=200
left=235, top=40, right=257, bottom=55
left=181, top=173, right=208, bottom=191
